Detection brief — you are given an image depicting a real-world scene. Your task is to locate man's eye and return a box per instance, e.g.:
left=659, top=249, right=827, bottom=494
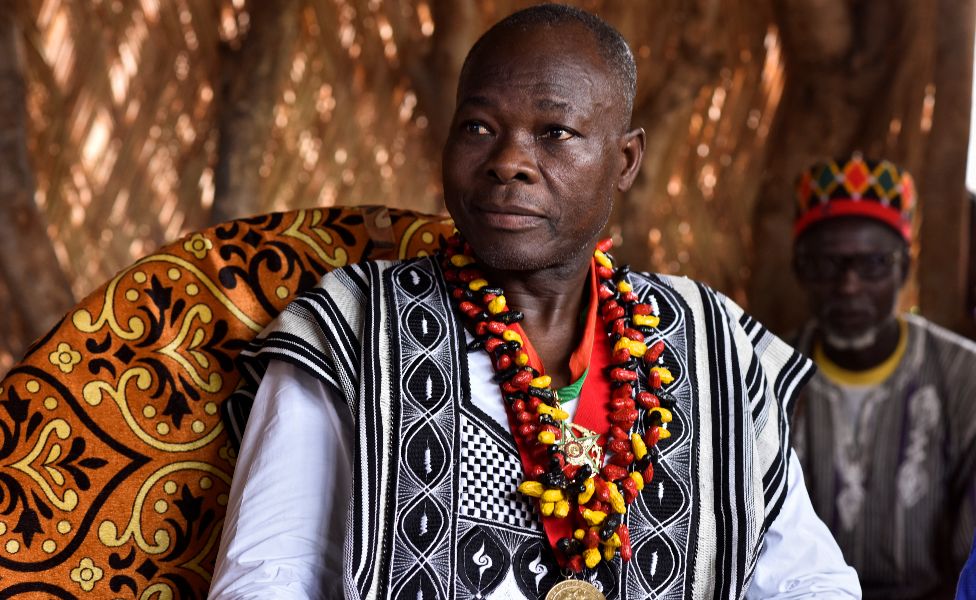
left=464, top=122, right=491, bottom=136
left=543, top=127, right=573, bottom=141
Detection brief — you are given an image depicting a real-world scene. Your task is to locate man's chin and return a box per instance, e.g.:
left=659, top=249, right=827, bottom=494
left=821, top=327, right=880, bottom=351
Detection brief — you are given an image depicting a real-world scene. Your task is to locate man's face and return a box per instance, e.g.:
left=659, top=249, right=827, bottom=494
left=793, top=218, right=907, bottom=345
left=442, top=23, right=642, bottom=272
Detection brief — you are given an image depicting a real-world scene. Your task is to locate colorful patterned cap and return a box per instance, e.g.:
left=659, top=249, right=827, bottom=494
left=794, top=154, right=915, bottom=243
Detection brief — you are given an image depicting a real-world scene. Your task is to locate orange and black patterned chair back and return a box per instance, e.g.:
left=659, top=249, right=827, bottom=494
left=0, top=206, right=453, bottom=598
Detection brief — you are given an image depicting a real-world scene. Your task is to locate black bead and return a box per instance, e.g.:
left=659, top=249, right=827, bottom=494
left=539, top=414, right=557, bottom=427
left=657, top=392, right=677, bottom=410
left=496, top=310, right=524, bottom=324
left=466, top=337, right=487, bottom=351
left=493, top=366, right=520, bottom=383
left=527, top=386, right=556, bottom=402
left=540, top=470, right=567, bottom=488
left=479, top=287, right=505, bottom=296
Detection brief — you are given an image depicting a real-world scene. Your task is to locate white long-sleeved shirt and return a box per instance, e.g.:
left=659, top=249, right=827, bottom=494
left=210, top=359, right=861, bottom=599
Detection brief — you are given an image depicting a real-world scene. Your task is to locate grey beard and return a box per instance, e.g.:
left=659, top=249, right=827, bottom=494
left=821, top=326, right=880, bottom=351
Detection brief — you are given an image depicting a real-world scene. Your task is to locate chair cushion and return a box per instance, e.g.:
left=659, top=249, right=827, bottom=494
left=0, top=206, right=452, bottom=598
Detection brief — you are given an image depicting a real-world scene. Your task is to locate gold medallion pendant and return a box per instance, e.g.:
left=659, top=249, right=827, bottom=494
left=545, top=579, right=606, bottom=600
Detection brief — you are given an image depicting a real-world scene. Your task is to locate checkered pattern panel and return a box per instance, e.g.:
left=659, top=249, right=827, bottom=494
left=459, top=416, right=539, bottom=531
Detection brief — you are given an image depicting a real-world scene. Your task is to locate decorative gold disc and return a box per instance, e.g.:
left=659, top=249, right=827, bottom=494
left=544, top=579, right=606, bottom=600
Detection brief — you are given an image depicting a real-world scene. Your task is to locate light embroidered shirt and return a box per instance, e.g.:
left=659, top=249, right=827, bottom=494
left=793, top=314, right=976, bottom=600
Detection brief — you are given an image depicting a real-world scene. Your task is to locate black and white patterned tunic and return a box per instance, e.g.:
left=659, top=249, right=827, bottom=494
left=231, top=256, right=814, bottom=599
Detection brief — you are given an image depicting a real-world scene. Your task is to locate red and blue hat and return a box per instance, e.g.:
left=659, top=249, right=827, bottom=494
left=794, top=154, right=915, bottom=243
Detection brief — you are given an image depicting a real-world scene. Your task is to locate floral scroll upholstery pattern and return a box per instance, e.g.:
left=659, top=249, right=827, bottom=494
left=0, top=207, right=453, bottom=599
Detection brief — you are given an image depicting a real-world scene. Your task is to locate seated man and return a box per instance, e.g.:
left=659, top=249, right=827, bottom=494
left=790, top=155, right=976, bottom=600
left=210, top=5, right=859, bottom=598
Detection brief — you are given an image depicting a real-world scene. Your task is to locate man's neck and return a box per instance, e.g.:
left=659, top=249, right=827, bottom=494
left=820, top=316, right=902, bottom=371
left=482, top=257, right=592, bottom=388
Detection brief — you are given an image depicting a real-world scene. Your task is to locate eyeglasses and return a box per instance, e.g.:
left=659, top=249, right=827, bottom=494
left=794, top=250, right=904, bottom=282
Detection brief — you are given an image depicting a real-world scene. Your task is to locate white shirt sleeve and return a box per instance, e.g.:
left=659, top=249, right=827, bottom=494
left=209, top=360, right=352, bottom=600
left=746, top=451, right=862, bottom=599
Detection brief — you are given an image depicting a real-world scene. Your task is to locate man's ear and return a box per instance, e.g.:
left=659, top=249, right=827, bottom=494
left=616, top=127, right=645, bottom=193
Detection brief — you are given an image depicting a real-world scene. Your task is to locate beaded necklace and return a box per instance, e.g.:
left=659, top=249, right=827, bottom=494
left=440, top=234, right=675, bottom=574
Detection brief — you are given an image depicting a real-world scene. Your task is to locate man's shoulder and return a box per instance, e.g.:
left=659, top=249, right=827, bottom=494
left=905, top=313, right=976, bottom=358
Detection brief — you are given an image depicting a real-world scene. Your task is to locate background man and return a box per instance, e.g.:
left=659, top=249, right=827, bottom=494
left=791, top=154, right=976, bottom=600
left=210, top=6, right=859, bottom=598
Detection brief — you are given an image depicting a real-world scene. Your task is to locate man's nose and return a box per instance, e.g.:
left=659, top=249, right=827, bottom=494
left=485, top=133, right=540, bottom=184
left=835, top=266, right=864, bottom=294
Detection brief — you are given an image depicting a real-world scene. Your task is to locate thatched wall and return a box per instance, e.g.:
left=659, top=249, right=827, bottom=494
left=2, top=0, right=973, bottom=373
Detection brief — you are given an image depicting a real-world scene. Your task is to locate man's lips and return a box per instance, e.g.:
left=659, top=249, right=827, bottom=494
left=474, top=205, right=546, bottom=231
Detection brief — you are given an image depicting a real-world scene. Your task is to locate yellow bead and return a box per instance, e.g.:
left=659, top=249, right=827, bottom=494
left=542, top=489, right=565, bottom=503
left=607, top=483, right=626, bottom=514
left=574, top=528, right=586, bottom=541
left=614, top=338, right=647, bottom=358
left=538, top=430, right=556, bottom=445
left=583, top=548, right=602, bottom=569
left=657, top=426, right=672, bottom=440
left=634, top=314, right=661, bottom=328
left=488, top=296, right=507, bottom=314
left=450, top=255, right=474, bottom=267
left=516, top=353, right=530, bottom=366
left=594, top=250, right=613, bottom=270
left=602, top=543, right=617, bottom=562
left=518, top=481, right=545, bottom=497
left=502, top=330, right=523, bottom=344
left=617, top=281, right=633, bottom=293
left=583, top=509, right=607, bottom=526
left=631, top=433, right=647, bottom=460
left=537, top=403, right=569, bottom=421
left=650, top=407, right=673, bottom=423
left=541, top=501, right=555, bottom=516
left=554, top=499, right=570, bottom=518
left=651, top=367, right=674, bottom=385
left=578, top=477, right=595, bottom=504
left=630, top=471, right=644, bottom=491
left=468, top=278, right=488, bottom=291
left=606, top=532, right=621, bottom=548
left=530, top=375, right=552, bottom=388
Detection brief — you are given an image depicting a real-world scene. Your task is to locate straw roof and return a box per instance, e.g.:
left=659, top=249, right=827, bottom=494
left=3, top=0, right=973, bottom=371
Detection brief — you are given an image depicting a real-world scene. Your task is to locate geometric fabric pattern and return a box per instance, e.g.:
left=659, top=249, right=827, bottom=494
left=0, top=206, right=452, bottom=598
left=794, top=153, right=916, bottom=242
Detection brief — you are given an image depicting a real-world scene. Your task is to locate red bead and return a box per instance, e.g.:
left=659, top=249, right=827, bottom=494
left=487, top=321, right=506, bottom=335
left=602, top=464, right=628, bottom=482
left=584, top=528, right=601, bottom=549
left=594, top=478, right=611, bottom=503
left=450, top=287, right=466, bottom=299
left=612, top=319, right=626, bottom=335
left=621, top=475, right=638, bottom=503
left=642, top=463, right=655, bottom=483
left=646, top=340, right=666, bottom=363
left=619, top=526, right=633, bottom=561
left=527, top=397, right=541, bottom=411
left=475, top=322, right=488, bottom=336
left=517, top=424, right=537, bottom=437
left=485, top=338, right=503, bottom=353
left=650, top=369, right=661, bottom=389
left=495, top=354, right=512, bottom=370
left=567, top=555, right=584, bottom=573
left=516, top=410, right=533, bottom=423
left=598, top=283, right=615, bottom=300
left=597, top=265, right=615, bottom=280
left=609, top=425, right=629, bottom=441
left=605, top=306, right=625, bottom=321
left=621, top=292, right=639, bottom=303
left=596, top=238, right=613, bottom=253
left=511, top=399, right=526, bottom=412
left=444, top=270, right=460, bottom=282
left=482, top=293, right=496, bottom=303
left=636, top=391, right=659, bottom=410
left=608, top=439, right=630, bottom=454
left=459, top=269, right=480, bottom=282
left=645, top=428, right=660, bottom=447
left=529, top=465, right=545, bottom=479
left=612, top=348, right=631, bottom=363
left=610, top=451, right=634, bottom=467
left=512, top=370, right=532, bottom=388
left=612, top=384, right=633, bottom=399
left=623, top=328, right=644, bottom=342
left=633, top=303, right=652, bottom=315
left=610, top=369, right=638, bottom=382
left=459, top=301, right=476, bottom=314
left=563, top=463, right=580, bottom=480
